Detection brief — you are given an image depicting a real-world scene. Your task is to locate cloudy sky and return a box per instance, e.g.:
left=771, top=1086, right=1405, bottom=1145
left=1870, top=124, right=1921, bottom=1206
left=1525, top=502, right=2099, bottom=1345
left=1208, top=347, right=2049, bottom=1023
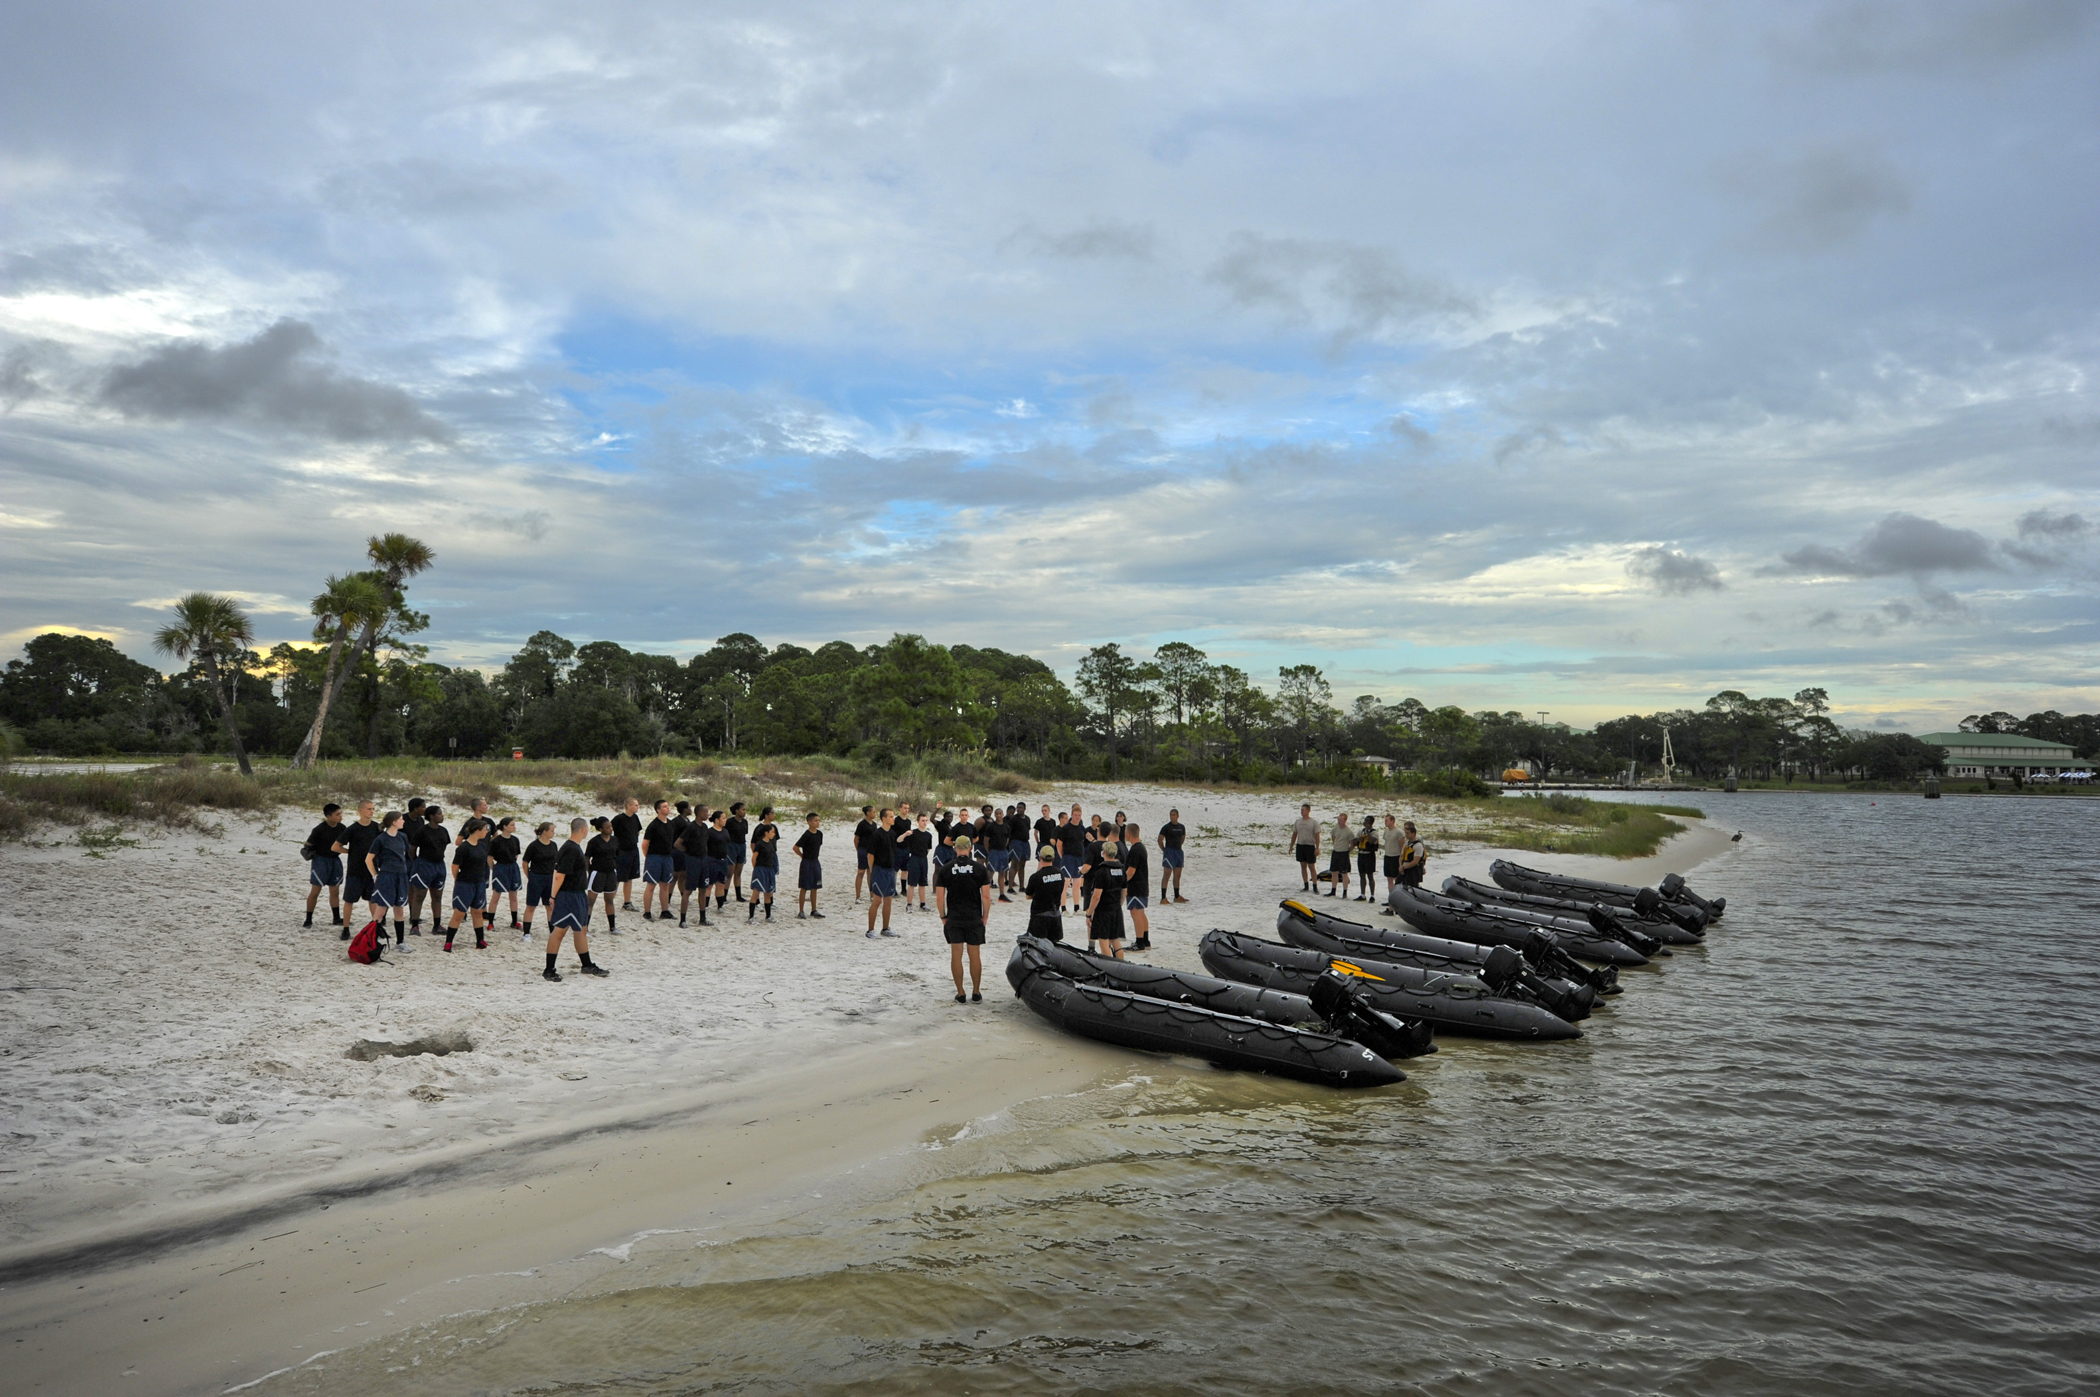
left=3, top=0, right=2096, bottom=729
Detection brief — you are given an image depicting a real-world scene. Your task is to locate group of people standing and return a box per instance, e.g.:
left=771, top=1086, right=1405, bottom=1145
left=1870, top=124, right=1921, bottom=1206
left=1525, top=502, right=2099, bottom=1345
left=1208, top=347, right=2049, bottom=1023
left=1284, top=805, right=1426, bottom=905
left=299, top=794, right=1195, bottom=997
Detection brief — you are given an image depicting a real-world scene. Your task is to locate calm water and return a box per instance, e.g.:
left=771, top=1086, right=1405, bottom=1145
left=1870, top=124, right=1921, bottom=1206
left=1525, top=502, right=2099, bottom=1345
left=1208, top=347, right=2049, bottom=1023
left=265, top=794, right=2100, bottom=1396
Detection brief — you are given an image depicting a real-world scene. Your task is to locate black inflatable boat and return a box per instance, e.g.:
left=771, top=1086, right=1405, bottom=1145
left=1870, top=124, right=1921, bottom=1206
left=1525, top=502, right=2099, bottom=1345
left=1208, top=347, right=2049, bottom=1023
left=1388, top=884, right=1653, bottom=966
left=1008, top=943, right=1406, bottom=1087
left=1489, top=859, right=1726, bottom=922
left=1200, top=930, right=1583, bottom=1041
left=1007, top=935, right=1435, bottom=1059
left=1442, top=875, right=1705, bottom=944
left=1276, top=903, right=1599, bottom=1019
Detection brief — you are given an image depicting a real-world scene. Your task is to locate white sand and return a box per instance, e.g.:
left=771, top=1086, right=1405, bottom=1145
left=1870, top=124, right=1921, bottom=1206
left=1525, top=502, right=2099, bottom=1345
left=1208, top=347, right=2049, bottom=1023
left=0, top=780, right=1738, bottom=1393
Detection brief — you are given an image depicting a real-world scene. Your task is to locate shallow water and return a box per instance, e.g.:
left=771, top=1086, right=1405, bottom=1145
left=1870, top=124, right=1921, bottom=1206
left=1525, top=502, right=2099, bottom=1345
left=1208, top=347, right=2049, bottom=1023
left=262, top=794, right=2100, bottom=1395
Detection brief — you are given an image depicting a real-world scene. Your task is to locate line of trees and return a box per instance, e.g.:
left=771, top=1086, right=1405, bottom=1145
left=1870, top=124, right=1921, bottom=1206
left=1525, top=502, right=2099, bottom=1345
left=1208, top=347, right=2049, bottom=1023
left=6, top=593, right=2089, bottom=786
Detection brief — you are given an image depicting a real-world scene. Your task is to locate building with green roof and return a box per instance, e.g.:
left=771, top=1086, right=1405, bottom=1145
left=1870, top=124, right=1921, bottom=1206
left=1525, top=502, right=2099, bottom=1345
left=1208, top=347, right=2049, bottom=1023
left=1919, top=732, right=2081, bottom=777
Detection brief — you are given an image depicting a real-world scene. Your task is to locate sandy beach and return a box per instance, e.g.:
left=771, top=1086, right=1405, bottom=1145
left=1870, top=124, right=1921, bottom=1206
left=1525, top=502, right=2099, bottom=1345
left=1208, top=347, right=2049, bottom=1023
left=0, top=782, right=1738, bottom=1395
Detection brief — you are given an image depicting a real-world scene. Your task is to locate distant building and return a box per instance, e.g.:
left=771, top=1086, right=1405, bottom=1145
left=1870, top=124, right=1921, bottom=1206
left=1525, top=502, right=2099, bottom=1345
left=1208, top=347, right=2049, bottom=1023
left=1919, top=732, right=2077, bottom=777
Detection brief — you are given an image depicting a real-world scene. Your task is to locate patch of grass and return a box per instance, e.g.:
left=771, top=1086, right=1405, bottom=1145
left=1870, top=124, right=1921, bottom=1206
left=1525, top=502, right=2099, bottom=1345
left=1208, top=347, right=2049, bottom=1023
left=1461, top=796, right=1690, bottom=858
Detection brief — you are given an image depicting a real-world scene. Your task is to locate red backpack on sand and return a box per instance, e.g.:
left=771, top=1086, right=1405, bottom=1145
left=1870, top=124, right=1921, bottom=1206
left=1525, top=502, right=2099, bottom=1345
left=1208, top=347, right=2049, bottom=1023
left=347, top=920, right=385, bottom=965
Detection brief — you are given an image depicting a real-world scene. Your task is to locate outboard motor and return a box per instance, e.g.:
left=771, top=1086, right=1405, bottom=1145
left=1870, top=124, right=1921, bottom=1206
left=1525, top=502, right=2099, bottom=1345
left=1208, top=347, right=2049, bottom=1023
left=1478, top=945, right=1594, bottom=1023
left=1310, top=972, right=1437, bottom=1058
left=1660, top=872, right=1725, bottom=920
left=1587, top=904, right=1665, bottom=958
left=1634, top=885, right=1708, bottom=934
left=1515, top=928, right=1621, bottom=997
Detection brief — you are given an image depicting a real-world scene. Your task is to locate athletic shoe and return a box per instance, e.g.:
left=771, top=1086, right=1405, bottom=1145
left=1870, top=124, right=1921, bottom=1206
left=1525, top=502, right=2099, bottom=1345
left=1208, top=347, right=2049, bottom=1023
left=810, top=910, right=826, bottom=919
left=954, top=993, right=967, bottom=1004
left=622, top=902, right=636, bottom=911
left=443, top=943, right=454, bottom=952
left=970, top=991, right=983, bottom=1003
left=795, top=912, right=806, bottom=919
left=340, top=928, right=351, bottom=941
left=606, top=925, right=624, bottom=935
left=395, top=942, right=413, bottom=954
left=476, top=938, right=488, bottom=949
left=996, top=895, right=1012, bottom=903
left=1173, top=896, right=1188, bottom=904
left=865, top=929, right=876, bottom=939
left=880, top=928, right=899, bottom=938
left=581, top=964, right=610, bottom=977
left=410, top=927, right=424, bottom=935
left=543, top=967, right=561, bottom=981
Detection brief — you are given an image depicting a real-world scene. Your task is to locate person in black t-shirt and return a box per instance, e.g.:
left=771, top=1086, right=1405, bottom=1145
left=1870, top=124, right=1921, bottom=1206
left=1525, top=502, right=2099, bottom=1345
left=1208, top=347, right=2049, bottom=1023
left=702, top=810, right=733, bottom=916
left=1034, top=804, right=1057, bottom=861
left=673, top=810, right=709, bottom=926
left=792, top=812, right=825, bottom=918
left=339, top=800, right=381, bottom=939
left=935, top=835, right=994, bottom=1001
left=488, top=816, right=524, bottom=930
left=444, top=818, right=493, bottom=951
left=586, top=816, right=624, bottom=936
left=981, top=806, right=1011, bottom=901
left=1024, top=846, right=1067, bottom=941
left=864, top=808, right=899, bottom=938
left=641, top=799, right=677, bottom=920
left=669, top=800, right=693, bottom=896
left=544, top=817, right=609, bottom=980
left=902, top=814, right=934, bottom=911
left=1005, top=806, right=1030, bottom=894
left=1055, top=816, right=1088, bottom=910
left=1083, top=844, right=1129, bottom=957
left=409, top=806, right=449, bottom=933
left=1122, top=823, right=1153, bottom=951
left=611, top=799, right=644, bottom=910
left=746, top=806, right=781, bottom=921
left=302, top=803, right=347, bottom=930
left=1158, top=808, right=1188, bottom=904
left=851, top=805, right=876, bottom=904
left=725, top=802, right=750, bottom=906
left=521, top=822, right=560, bottom=937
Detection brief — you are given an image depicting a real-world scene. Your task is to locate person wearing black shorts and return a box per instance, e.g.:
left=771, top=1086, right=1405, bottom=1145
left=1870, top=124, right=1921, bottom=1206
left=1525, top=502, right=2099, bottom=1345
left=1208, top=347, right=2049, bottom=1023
left=865, top=808, right=900, bottom=939
left=1024, top=845, right=1067, bottom=941
left=702, top=809, right=733, bottom=921
left=851, top=805, right=876, bottom=904
left=677, top=809, right=712, bottom=926
left=1083, top=842, right=1129, bottom=957
left=1033, top=804, right=1057, bottom=861
left=409, top=805, right=449, bottom=932
left=611, top=798, right=644, bottom=910
left=1158, top=809, right=1188, bottom=904
left=444, top=817, right=493, bottom=951
left=586, top=816, right=623, bottom=935
left=1122, top=823, right=1153, bottom=951
left=747, top=807, right=780, bottom=921
left=521, top=822, right=559, bottom=937
left=488, top=816, right=524, bottom=929
left=1351, top=814, right=1379, bottom=901
left=902, top=814, right=933, bottom=912
left=339, top=800, right=380, bottom=938
left=1289, top=804, right=1320, bottom=893
left=793, top=812, right=825, bottom=919
left=303, top=802, right=347, bottom=930
left=669, top=800, right=693, bottom=899
left=370, top=811, right=414, bottom=951
left=936, top=835, right=993, bottom=1001
left=545, top=818, right=609, bottom=980
left=1398, top=822, right=1427, bottom=891
left=641, top=799, right=677, bottom=919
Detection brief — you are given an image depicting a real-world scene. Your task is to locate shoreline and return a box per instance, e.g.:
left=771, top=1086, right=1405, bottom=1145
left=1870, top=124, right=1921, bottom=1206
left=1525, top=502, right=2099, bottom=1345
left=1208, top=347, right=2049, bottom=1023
left=0, top=785, right=1739, bottom=1395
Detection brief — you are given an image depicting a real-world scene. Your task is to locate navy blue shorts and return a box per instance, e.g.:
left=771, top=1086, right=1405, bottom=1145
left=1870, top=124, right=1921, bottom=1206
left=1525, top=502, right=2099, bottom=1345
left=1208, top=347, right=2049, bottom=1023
left=751, top=864, right=778, bottom=894
left=907, top=855, right=928, bottom=887
left=526, top=872, right=554, bottom=907
left=869, top=866, right=896, bottom=898
left=1162, top=847, right=1185, bottom=869
left=309, top=854, right=343, bottom=887
left=411, top=859, right=446, bottom=890
left=617, top=849, right=641, bottom=882
left=987, top=849, right=1010, bottom=872
left=934, top=846, right=955, bottom=868
left=492, top=863, right=523, bottom=893
left=857, top=850, right=873, bottom=870
left=1060, top=855, right=1082, bottom=878
left=344, top=868, right=373, bottom=903
left=452, top=881, right=486, bottom=912
left=730, top=842, right=748, bottom=867
left=798, top=857, right=822, bottom=890
left=643, top=853, right=676, bottom=885
left=698, top=857, right=726, bottom=886
left=1126, top=894, right=1148, bottom=911
left=553, top=890, right=592, bottom=930
left=373, top=870, right=410, bottom=908
left=671, top=848, right=688, bottom=873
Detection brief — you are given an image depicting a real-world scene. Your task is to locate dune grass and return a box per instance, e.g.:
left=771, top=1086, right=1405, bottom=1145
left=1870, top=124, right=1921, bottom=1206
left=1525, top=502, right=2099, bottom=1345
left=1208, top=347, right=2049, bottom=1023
left=1459, top=792, right=1699, bottom=857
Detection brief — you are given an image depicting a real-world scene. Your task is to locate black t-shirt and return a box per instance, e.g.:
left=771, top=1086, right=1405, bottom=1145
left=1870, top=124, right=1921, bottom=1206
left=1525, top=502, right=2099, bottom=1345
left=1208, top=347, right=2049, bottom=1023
left=1123, top=842, right=1150, bottom=900
left=706, top=824, right=731, bottom=860
left=453, top=840, right=490, bottom=885
left=679, top=819, right=711, bottom=858
left=868, top=823, right=897, bottom=868
left=643, top=817, right=675, bottom=856
left=1034, top=816, right=1057, bottom=849
left=1056, top=822, right=1086, bottom=855
left=983, top=819, right=1009, bottom=851
left=937, top=856, right=992, bottom=923
left=489, top=833, right=521, bottom=866
left=793, top=827, right=823, bottom=860
left=305, top=820, right=344, bottom=858
left=726, top=815, right=750, bottom=844
left=751, top=821, right=780, bottom=867
left=1085, top=861, right=1129, bottom=912
left=669, top=814, right=691, bottom=847
left=586, top=833, right=619, bottom=884
left=1025, top=866, right=1066, bottom=916
left=611, top=812, right=643, bottom=852
left=554, top=840, right=588, bottom=889
left=417, top=823, right=451, bottom=864
left=854, top=818, right=876, bottom=852
left=1007, top=811, right=1029, bottom=845
left=522, top=839, right=559, bottom=876
left=1161, top=821, right=1186, bottom=849
left=903, top=828, right=933, bottom=858
left=374, top=830, right=411, bottom=874
left=933, top=814, right=953, bottom=842
left=341, top=817, right=380, bottom=861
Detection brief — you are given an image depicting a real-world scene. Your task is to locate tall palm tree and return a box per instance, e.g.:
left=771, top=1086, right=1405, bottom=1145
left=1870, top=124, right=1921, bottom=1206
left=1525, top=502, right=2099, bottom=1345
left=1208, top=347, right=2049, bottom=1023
left=289, top=572, right=390, bottom=770
left=288, top=535, right=433, bottom=769
left=154, top=592, right=257, bottom=777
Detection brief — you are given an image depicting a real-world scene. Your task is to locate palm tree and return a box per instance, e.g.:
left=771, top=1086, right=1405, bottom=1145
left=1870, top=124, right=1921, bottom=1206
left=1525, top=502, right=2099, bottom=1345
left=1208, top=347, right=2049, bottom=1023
left=289, top=572, right=390, bottom=770
left=288, top=534, right=433, bottom=769
left=154, top=592, right=257, bottom=777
